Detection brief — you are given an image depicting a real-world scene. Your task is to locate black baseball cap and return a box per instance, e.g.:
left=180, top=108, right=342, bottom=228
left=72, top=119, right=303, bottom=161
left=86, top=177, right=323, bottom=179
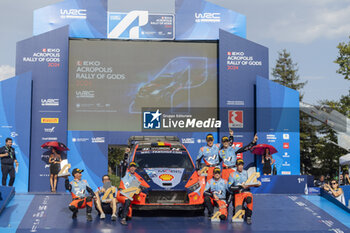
left=72, top=168, right=84, bottom=176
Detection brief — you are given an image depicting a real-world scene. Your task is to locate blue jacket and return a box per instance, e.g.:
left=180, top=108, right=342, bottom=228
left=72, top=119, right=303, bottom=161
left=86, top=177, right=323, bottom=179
left=196, top=144, right=220, bottom=166
left=228, top=170, right=248, bottom=186
left=204, top=178, right=228, bottom=199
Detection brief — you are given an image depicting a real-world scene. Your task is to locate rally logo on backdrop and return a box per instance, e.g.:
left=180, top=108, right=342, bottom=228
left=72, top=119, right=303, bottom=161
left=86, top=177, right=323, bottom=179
left=108, top=11, right=174, bottom=40
left=33, top=0, right=107, bottom=38
left=175, top=0, right=246, bottom=40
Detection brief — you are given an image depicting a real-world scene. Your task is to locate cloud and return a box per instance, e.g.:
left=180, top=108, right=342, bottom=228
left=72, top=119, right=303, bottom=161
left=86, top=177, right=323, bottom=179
left=0, top=65, right=15, bottom=81
left=259, top=0, right=350, bottom=43
left=216, top=0, right=350, bottom=44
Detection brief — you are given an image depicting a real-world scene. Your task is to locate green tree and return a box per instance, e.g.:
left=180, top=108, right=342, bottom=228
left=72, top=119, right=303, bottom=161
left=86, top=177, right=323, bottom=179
left=272, top=49, right=307, bottom=96
left=108, top=146, right=126, bottom=186
left=334, top=36, right=350, bottom=80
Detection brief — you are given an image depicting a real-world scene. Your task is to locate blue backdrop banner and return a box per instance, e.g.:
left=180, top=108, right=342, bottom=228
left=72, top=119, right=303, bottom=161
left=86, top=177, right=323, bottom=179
left=16, top=26, right=69, bottom=192
left=175, top=0, right=246, bottom=40
left=256, top=76, right=300, bottom=175
left=219, top=29, right=268, bottom=169
left=0, top=73, right=32, bottom=192
left=33, top=0, right=107, bottom=38
left=251, top=175, right=309, bottom=194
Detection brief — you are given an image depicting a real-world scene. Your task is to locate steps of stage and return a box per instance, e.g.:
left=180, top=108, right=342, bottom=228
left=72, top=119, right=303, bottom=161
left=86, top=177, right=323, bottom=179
left=0, top=186, right=15, bottom=215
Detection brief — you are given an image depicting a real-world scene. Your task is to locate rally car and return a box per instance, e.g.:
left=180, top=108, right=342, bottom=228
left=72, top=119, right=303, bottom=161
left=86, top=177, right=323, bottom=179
left=125, top=136, right=205, bottom=211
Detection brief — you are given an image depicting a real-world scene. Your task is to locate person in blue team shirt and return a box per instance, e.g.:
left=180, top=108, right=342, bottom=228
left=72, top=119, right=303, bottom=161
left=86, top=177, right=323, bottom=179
left=204, top=167, right=228, bottom=220
left=64, top=168, right=95, bottom=221
left=94, top=174, right=118, bottom=221
left=220, top=130, right=258, bottom=181
left=228, top=159, right=257, bottom=225
left=117, top=162, right=146, bottom=225
left=196, top=134, right=221, bottom=180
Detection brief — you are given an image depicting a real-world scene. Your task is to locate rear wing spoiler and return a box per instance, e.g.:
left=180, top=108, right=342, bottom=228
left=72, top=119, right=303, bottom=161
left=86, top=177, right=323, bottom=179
left=128, top=136, right=180, bottom=147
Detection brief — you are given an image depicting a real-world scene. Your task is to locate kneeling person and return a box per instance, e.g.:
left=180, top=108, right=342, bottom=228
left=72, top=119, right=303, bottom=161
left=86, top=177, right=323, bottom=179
left=94, top=174, right=118, bottom=221
left=228, top=159, right=256, bottom=225
left=117, top=162, right=143, bottom=225
left=204, top=167, right=228, bottom=220
left=65, top=168, right=95, bottom=221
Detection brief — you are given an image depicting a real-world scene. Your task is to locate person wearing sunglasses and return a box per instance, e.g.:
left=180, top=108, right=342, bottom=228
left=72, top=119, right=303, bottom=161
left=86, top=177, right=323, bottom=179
left=324, top=179, right=346, bottom=205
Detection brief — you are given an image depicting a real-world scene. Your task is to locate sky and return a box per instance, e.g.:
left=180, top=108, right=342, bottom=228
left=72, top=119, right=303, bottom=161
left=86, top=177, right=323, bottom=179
left=0, top=0, right=349, bottom=105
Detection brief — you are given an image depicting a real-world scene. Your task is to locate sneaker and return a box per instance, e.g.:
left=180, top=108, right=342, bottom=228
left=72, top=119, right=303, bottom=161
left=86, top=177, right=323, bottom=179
left=120, top=218, right=127, bottom=225
left=111, top=214, right=117, bottom=221
left=246, top=217, right=252, bottom=225
left=87, top=213, right=93, bottom=221
left=100, top=213, right=106, bottom=219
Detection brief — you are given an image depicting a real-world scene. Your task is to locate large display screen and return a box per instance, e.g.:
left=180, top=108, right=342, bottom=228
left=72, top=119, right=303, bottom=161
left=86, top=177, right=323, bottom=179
left=68, top=40, right=217, bottom=131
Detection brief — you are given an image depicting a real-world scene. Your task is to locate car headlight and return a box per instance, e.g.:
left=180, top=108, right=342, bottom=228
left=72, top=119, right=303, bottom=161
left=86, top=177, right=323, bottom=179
left=188, top=182, right=200, bottom=192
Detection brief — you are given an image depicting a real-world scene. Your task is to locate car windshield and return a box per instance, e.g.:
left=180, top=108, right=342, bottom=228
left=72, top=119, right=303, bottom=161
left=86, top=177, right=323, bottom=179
left=134, top=151, right=194, bottom=171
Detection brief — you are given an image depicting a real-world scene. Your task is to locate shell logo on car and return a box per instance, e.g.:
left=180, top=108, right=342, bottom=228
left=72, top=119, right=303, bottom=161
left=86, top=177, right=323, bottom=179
left=159, top=174, right=174, bottom=181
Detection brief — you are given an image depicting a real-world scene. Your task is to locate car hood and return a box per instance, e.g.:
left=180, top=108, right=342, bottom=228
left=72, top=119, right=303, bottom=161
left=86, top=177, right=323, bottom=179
left=144, top=168, right=185, bottom=189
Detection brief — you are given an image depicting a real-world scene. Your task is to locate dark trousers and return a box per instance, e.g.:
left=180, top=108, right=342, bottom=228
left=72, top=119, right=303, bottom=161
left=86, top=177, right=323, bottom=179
left=204, top=196, right=215, bottom=214
left=1, top=164, right=15, bottom=186
left=121, top=199, right=131, bottom=219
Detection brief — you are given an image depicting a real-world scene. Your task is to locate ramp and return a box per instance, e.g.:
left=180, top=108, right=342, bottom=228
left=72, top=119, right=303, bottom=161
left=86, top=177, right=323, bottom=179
left=0, top=193, right=348, bottom=233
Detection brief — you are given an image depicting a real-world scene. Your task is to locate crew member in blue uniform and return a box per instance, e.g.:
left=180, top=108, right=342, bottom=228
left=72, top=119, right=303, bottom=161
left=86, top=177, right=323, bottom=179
left=204, top=167, right=228, bottom=220
left=220, top=130, right=257, bottom=180
left=196, top=134, right=221, bottom=180
left=64, top=168, right=95, bottom=221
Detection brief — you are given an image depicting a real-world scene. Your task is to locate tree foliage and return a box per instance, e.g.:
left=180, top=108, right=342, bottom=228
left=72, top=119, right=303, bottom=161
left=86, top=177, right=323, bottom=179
left=334, top=36, right=350, bottom=80
left=272, top=49, right=307, bottom=96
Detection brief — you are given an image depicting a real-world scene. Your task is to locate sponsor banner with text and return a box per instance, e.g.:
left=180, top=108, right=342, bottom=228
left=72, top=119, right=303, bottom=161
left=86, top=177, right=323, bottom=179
left=219, top=30, right=268, bottom=168
left=175, top=0, right=246, bottom=40
left=33, top=0, right=107, bottom=38
left=16, top=27, right=69, bottom=192
left=108, top=11, right=174, bottom=40
left=256, top=76, right=300, bottom=175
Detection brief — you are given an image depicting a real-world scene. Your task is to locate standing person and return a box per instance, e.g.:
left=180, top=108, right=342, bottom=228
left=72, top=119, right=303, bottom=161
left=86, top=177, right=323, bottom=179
left=203, top=167, right=228, bottom=220
left=94, top=174, right=118, bottom=221
left=49, top=147, right=61, bottom=192
left=219, top=130, right=258, bottom=181
left=196, top=134, right=220, bottom=180
left=64, top=168, right=95, bottom=221
left=262, top=148, right=273, bottom=175
left=0, top=138, right=18, bottom=186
